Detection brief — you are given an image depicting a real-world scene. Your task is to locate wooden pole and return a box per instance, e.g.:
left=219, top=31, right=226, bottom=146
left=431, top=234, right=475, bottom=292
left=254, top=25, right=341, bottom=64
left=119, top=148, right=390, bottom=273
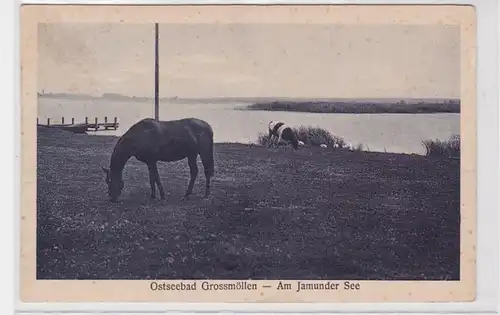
left=62, top=117, right=65, bottom=125
left=154, top=23, right=159, bottom=121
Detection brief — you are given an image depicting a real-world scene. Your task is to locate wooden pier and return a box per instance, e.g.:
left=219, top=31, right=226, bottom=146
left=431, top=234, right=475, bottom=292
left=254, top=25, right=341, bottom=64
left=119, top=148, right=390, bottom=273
left=37, top=117, right=119, bottom=134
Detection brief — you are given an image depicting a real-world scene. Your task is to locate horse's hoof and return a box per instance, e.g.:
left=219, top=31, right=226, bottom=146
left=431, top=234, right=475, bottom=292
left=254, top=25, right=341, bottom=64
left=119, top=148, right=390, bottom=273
left=160, top=196, right=166, bottom=201
left=150, top=195, right=156, bottom=200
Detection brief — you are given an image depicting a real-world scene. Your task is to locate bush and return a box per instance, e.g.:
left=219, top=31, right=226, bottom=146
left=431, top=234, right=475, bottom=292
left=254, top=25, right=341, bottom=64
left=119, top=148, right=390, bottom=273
left=257, top=126, right=346, bottom=149
left=422, top=134, right=460, bottom=158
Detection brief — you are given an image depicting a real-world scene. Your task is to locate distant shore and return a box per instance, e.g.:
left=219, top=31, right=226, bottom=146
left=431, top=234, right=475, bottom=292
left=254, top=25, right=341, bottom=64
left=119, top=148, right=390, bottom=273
left=38, top=93, right=460, bottom=114
left=243, top=100, right=460, bottom=114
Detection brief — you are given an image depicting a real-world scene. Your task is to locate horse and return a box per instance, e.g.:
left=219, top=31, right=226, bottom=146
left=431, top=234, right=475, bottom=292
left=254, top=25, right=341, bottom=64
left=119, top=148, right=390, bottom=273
left=267, top=120, right=299, bottom=150
left=101, top=117, right=214, bottom=202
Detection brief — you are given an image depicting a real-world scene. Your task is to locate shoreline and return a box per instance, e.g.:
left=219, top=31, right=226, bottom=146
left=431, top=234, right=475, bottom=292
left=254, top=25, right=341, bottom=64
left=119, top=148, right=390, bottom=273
left=36, top=126, right=457, bottom=158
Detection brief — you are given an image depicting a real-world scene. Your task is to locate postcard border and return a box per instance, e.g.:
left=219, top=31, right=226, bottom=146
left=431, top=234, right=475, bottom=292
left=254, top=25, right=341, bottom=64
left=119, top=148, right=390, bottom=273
left=18, top=1, right=481, bottom=307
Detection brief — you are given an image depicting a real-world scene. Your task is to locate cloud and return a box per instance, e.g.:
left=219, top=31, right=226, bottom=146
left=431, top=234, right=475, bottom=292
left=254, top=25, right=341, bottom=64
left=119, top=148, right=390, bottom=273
left=107, top=77, right=127, bottom=83
left=162, top=53, right=258, bottom=84
left=171, top=53, right=227, bottom=65
left=163, top=68, right=258, bottom=84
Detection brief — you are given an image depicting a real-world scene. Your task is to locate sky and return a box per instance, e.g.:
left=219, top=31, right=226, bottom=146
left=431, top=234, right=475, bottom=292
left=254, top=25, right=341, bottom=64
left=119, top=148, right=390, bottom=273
left=38, top=23, right=460, bottom=99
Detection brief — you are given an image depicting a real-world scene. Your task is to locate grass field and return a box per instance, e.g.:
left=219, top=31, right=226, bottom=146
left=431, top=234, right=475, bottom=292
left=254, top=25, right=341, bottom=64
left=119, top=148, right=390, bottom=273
left=37, top=126, right=460, bottom=280
left=244, top=100, right=460, bottom=114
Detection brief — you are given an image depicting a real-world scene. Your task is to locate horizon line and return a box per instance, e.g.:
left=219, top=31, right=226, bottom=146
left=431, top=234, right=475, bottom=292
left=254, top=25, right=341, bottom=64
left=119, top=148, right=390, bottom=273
left=37, top=92, right=461, bottom=101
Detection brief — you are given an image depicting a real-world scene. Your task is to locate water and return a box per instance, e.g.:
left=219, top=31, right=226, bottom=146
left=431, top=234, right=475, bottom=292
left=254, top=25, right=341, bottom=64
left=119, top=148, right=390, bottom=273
left=37, top=97, right=460, bottom=155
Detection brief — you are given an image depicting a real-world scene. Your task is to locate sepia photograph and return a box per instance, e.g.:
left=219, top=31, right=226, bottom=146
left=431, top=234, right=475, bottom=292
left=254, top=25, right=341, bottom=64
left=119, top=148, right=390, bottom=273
left=21, top=4, right=477, bottom=303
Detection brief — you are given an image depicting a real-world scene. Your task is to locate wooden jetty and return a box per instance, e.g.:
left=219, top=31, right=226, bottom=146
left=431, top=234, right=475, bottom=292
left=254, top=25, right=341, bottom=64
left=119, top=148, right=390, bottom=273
left=37, top=117, right=119, bottom=134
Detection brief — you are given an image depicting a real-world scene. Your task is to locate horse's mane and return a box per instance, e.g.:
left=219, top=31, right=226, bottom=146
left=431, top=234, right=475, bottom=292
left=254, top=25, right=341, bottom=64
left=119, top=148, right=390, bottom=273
left=111, top=133, right=128, bottom=157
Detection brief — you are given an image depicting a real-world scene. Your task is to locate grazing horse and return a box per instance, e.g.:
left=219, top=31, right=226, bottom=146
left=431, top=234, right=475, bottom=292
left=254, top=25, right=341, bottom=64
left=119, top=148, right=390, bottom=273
left=267, top=120, right=299, bottom=150
left=102, top=118, right=214, bottom=202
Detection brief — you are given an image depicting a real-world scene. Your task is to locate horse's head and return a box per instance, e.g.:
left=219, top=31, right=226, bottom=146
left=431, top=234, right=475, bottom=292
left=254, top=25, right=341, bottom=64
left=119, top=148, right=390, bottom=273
left=102, top=167, right=124, bottom=202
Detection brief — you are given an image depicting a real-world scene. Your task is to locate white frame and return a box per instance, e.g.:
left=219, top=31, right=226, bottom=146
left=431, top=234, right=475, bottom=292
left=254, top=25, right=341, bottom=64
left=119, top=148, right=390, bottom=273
left=3, top=0, right=498, bottom=314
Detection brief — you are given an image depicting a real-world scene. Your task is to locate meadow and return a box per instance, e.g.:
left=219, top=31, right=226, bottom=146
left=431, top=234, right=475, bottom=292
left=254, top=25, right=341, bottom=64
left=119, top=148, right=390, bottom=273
left=37, top=125, right=460, bottom=280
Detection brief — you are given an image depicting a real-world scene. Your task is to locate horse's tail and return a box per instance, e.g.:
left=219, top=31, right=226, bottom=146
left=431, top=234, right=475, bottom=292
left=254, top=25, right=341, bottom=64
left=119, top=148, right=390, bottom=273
left=200, top=128, right=215, bottom=177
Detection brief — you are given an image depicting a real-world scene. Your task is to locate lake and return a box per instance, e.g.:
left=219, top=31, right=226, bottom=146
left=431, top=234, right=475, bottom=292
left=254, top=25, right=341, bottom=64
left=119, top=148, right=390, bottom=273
left=37, top=97, right=460, bottom=155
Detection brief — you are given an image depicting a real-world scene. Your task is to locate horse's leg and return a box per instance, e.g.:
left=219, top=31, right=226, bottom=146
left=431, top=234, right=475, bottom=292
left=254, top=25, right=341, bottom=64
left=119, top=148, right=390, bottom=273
left=151, top=163, right=166, bottom=201
left=183, top=155, right=199, bottom=199
left=199, top=154, right=213, bottom=199
left=204, top=171, right=211, bottom=198
left=197, top=134, right=214, bottom=198
left=277, top=134, right=283, bottom=149
left=271, top=135, right=278, bottom=148
left=147, top=162, right=157, bottom=199
left=267, top=131, right=274, bottom=147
